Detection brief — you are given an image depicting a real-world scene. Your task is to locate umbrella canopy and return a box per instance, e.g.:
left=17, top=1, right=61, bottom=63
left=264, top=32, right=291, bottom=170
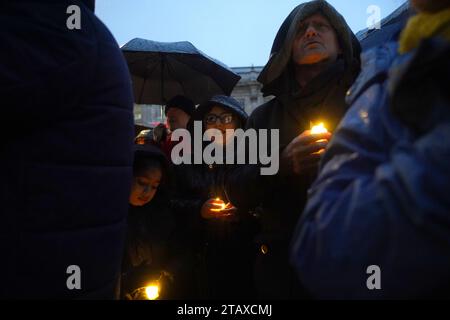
left=122, top=38, right=241, bottom=105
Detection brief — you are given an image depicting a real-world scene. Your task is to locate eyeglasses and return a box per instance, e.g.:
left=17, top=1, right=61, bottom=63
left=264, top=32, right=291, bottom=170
left=204, top=113, right=234, bottom=125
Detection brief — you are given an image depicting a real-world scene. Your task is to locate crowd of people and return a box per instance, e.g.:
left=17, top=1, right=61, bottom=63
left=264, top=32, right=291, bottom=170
left=1, top=0, right=449, bottom=299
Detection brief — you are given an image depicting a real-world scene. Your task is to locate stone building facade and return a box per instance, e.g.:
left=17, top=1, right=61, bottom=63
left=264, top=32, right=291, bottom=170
left=230, top=66, right=273, bottom=116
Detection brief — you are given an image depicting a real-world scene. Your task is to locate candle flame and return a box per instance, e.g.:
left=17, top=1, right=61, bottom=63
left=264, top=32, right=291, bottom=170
left=311, top=123, right=328, bottom=134
left=211, top=198, right=227, bottom=212
left=145, top=283, right=160, bottom=300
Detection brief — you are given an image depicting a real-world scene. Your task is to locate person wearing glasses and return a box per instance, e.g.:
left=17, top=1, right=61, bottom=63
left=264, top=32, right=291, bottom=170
left=170, top=95, right=259, bottom=299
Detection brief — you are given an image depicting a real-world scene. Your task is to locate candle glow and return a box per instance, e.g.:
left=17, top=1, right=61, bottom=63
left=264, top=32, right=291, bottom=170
left=211, top=197, right=228, bottom=212
left=145, top=283, right=160, bottom=300
left=311, top=123, right=328, bottom=134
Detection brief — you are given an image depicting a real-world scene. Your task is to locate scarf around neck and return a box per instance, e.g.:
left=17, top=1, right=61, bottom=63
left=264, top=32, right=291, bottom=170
left=399, top=8, right=450, bottom=53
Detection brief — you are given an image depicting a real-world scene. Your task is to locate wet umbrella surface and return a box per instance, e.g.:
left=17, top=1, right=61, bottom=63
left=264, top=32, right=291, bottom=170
left=122, top=38, right=241, bottom=105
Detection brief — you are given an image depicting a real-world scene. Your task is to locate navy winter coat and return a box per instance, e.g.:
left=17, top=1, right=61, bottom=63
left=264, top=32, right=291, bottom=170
left=0, top=0, right=134, bottom=298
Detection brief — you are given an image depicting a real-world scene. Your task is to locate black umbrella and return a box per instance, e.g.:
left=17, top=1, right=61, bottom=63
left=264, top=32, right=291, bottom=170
left=122, top=38, right=241, bottom=105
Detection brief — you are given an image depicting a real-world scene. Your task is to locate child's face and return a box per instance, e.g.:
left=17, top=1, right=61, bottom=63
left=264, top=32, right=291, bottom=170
left=129, top=167, right=162, bottom=206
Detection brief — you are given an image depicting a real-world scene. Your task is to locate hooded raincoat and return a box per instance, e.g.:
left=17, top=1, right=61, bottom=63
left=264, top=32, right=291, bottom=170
left=224, top=0, right=361, bottom=298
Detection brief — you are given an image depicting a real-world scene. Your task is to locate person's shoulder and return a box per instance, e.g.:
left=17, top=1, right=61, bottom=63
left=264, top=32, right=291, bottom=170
left=346, top=41, right=399, bottom=106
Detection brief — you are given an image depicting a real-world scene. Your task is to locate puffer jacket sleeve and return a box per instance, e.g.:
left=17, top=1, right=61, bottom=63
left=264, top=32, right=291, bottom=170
left=290, top=43, right=450, bottom=299
left=0, top=0, right=134, bottom=299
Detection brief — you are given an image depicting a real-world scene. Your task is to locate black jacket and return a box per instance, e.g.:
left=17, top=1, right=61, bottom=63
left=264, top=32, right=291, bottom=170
left=226, top=60, right=356, bottom=242
left=170, top=96, right=258, bottom=298
left=122, top=200, right=187, bottom=299
left=171, top=161, right=259, bottom=299
left=121, top=145, right=194, bottom=299
left=0, top=0, right=134, bottom=298
left=171, top=95, right=251, bottom=242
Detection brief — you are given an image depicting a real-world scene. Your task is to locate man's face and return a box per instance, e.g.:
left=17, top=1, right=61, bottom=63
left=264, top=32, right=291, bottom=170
left=411, top=0, right=450, bottom=12
left=166, top=107, right=190, bottom=132
left=291, top=13, right=341, bottom=65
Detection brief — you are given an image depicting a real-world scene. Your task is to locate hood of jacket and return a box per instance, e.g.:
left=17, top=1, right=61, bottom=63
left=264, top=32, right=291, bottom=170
left=193, top=95, right=248, bottom=127
left=133, top=144, right=173, bottom=191
left=258, top=0, right=361, bottom=96
left=81, top=0, right=95, bottom=11
left=134, top=144, right=168, bottom=165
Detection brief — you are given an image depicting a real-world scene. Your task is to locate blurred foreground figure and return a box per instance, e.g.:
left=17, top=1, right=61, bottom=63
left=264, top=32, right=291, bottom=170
left=291, top=0, right=450, bottom=299
left=0, top=0, right=134, bottom=298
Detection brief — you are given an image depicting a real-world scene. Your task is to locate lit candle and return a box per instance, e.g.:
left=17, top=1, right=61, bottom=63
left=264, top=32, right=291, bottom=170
left=310, top=122, right=328, bottom=134
left=310, top=122, right=329, bottom=155
left=145, top=282, right=160, bottom=300
left=211, top=197, right=227, bottom=212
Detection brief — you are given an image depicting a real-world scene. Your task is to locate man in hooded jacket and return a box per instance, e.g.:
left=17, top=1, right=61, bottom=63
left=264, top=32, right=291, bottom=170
left=224, top=0, right=361, bottom=298
left=0, top=0, right=134, bottom=298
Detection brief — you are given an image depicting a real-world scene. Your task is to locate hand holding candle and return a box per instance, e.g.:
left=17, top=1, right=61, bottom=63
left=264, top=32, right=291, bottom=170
left=128, top=280, right=161, bottom=300
left=310, top=122, right=328, bottom=134
left=310, top=122, right=330, bottom=154
left=145, top=282, right=160, bottom=300
left=280, top=122, right=332, bottom=175
left=201, top=197, right=237, bottom=219
left=210, top=197, right=227, bottom=212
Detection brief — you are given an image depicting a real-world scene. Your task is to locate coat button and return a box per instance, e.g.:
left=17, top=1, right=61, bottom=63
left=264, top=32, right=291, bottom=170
left=260, top=244, right=269, bottom=255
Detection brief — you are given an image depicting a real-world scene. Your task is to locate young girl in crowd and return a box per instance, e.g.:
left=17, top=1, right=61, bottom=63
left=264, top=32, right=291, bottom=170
left=121, top=144, right=189, bottom=300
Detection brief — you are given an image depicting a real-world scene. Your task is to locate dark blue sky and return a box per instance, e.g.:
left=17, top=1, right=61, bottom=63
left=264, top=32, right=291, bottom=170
left=96, top=0, right=406, bottom=67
